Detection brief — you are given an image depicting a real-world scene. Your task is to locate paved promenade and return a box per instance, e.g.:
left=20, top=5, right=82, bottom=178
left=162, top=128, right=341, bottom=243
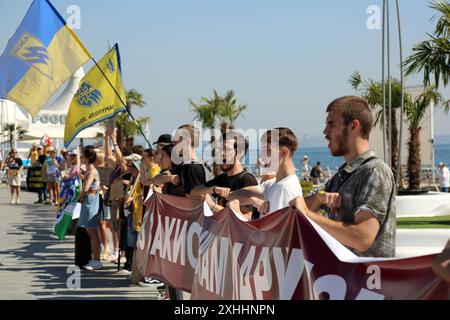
left=0, top=184, right=159, bottom=300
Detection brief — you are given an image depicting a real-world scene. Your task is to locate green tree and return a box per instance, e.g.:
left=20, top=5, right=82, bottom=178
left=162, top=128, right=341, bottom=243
left=218, top=90, right=247, bottom=132
left=405, top=86, right=444, bottom=190
left=1, top=123, right=27, bottom=151
left=114, top=89, right=150, bottom=151
left=190, top=90, right=247, bottom=176
left=404, top=1, right=450, bottom=88
left=349, top=71, right=406, bottom=174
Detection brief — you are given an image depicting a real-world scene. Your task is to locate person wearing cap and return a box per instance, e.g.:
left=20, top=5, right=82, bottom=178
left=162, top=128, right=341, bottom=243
left=438, top=162, right=450, bottom=193
left=153, top=134, right=173, bottom=165
left=153, top=134, right=172, bottom=148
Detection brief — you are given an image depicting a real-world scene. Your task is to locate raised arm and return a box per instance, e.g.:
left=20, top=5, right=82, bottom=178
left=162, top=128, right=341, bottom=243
left=108, top=128, right=127, bottom=172
left=104, top=128, right=113, bottom=159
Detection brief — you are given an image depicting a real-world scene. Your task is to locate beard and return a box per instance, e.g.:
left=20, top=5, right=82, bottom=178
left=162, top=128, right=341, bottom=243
left=330, top=128, right=350, bottom=157
left=220, top=160, right=234, bottom=173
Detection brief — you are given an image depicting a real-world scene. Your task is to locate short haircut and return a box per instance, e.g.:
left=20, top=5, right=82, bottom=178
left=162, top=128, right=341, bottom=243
left=221, top=131, right=249, bottom=156
left=177, top=124, right=198, bottom=148
left=263, top=127, right=298, bottom=155
left=83, top=146, right=97, bottom=164
left=132, top=145, right=145, bottom=156
left=326, top=96, right=373, bottom=139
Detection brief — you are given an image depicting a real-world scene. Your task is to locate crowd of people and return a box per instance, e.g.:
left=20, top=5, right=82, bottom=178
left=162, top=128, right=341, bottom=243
left=1, top=95, right=449, bottom=296
left=72, top=96, right=399, bottom=283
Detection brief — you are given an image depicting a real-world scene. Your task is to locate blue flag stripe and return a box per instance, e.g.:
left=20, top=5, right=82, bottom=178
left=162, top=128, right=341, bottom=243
left=0, top=0, right=65, bottom=96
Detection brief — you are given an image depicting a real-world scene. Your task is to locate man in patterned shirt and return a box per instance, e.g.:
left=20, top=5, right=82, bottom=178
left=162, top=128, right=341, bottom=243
left=290, top=96, right=396, bottom=257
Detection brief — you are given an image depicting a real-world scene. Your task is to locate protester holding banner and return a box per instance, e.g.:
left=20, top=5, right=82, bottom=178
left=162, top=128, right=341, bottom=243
left=141, top=149, right=160, bottom=192
left=173, top=124, right=207, bottom=195
left=190, top=131, right=258, bottom=219
left=152, top=144, right=184, bottom=196
left=77, top=146, right=103, bottom=271
left=169, top=124, right=208, bottom=300
left=226, top=127, right=302, bottom=218
left=5, top=149, right=24, bottom=205
left=432, top=240, right=450, bottom=285
left=290, top=96, right=396, bottom=258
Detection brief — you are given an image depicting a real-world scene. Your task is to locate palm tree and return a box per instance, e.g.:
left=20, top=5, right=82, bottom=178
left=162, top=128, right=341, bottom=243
left=349, top=71, right=407, bottom=174
left=218, top=90, right=247, bottom=132
left=404, top=1, right=450, bottom=88
left=190, top=90, right=247, bottom=176
left=115, top=89, right=149, bottom=151
left=405, top=86, right=443, bottom=190
left=1, top=123, right=27, bottom=151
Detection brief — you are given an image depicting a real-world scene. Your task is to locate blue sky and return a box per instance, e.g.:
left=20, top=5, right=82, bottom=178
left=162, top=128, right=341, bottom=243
left=1, top=0, right=449, bottom=146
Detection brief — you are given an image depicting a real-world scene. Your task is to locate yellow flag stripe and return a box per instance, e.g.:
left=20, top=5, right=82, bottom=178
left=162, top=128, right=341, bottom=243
left=7, top=25, right=91, bottom=116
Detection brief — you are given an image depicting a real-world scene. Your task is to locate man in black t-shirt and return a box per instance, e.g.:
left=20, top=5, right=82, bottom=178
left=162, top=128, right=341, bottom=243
left=190, top=131, right=258, bottom=219
left=173, top=124, right=207, bottom=196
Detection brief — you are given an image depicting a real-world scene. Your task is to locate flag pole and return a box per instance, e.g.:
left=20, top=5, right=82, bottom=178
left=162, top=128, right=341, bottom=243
left=91, top=57, right=153, bottom=149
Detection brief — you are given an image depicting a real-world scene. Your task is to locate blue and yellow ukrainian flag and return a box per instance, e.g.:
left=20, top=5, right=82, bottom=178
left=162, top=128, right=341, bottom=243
left=64, top=44, right=127, bottom=148
left=0, top=0, right=91, bottom=116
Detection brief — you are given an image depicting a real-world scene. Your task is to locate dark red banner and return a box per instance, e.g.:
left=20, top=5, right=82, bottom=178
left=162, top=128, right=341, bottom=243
left=136, top=192, right=449, bottom=300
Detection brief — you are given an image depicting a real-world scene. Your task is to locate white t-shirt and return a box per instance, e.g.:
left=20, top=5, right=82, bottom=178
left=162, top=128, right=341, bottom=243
left=258, top=174, right=303, bottom=215
left=439, top=166, right=450, bottom=188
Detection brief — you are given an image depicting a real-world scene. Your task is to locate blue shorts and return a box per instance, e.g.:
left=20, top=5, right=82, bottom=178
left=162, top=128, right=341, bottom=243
left=78, top=194, right=100, bottom=228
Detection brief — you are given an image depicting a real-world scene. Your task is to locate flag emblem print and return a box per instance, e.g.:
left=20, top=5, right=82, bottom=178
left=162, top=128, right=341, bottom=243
left=75, top=82, right=102, bottom=107
left=9, top=32, right=53, bottom=79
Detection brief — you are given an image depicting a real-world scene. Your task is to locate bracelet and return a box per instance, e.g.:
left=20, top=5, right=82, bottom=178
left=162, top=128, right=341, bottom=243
left=212, top=186, right=217, bottom=196
left=113, top=143, right=118, bottom=146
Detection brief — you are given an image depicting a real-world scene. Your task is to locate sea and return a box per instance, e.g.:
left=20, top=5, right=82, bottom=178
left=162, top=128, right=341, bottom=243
left=198, top=144, right=450, bottom=176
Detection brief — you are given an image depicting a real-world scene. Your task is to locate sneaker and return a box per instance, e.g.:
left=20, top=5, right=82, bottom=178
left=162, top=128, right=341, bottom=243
left=138, top=277, right=165, bottom=289
left=117, top=268, right=131, bottom=276
left=44, top=200, right=51, bottom=205
left=34, top=200, right=43, bottom=204
left=10, top=200, right=16, bottom=205
left=100, top=251, right=111, bottom=261
left=83, top=260, right=103, bottom=271
left=109, top=254, right=119, bottom=263
left=16, top=199, right=21, bottom=205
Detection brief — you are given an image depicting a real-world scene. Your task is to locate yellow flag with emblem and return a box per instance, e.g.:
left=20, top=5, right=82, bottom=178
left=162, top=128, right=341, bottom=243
left=64, top=44, right=126, bottom=147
